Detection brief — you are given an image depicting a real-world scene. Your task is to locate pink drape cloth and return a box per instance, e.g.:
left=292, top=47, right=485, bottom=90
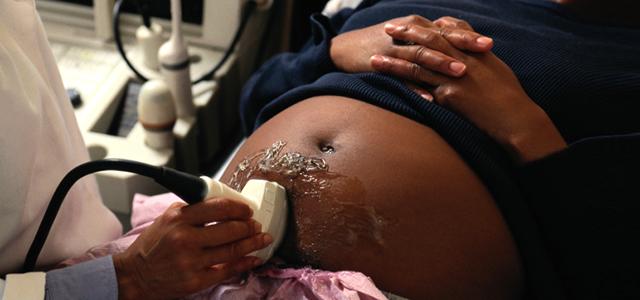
left=61, top=193, right=387, bottom=300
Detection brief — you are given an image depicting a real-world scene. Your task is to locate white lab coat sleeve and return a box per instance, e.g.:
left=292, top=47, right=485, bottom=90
left=0, top=277, right=5, bottom=298
left=0, top=0, right=122, bottom=274
left=322, top=0, right=364, bottom=16
left=1, top=256, right=118, bottom=300
left=2, top=272, right=46, bottom=300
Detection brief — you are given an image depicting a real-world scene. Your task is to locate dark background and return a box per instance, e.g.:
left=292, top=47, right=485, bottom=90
left=289, top=0, right=330, bottom=51
left=51, top=0, right=330, bottom=50
left=51, top=0, right=205, bottom=24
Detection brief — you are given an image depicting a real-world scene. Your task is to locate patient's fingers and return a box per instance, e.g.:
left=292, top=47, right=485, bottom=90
left=434, top=16, right=474, bottom=31
left=386, top=20, right=493, bottom=54
left=406, top=82, right=434, bottom=102
left=384, top=23, right=460, bottom=58
left=370, top=55, right=446, bottom=86
left=433, top=16, right=494, bottom=53
left=390, top=43, right=467, bottom=77
left=394, top=14, right=435, bottom=28
left=203, top=233, right=273, bottom=266
left=436, top=27, right=493, bottom=52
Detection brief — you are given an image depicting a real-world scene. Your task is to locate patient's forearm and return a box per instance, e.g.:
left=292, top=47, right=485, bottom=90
left=505, top=105, right=567, bottom=163
left=368, top=15, right=567, bottom=164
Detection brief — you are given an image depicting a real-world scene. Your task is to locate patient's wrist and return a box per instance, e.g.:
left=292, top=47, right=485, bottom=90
left=506, top=108, right=567, bottom=163
left=329, top=28, right=378, bottom=73
left=330, top=34, right=352, bottom=72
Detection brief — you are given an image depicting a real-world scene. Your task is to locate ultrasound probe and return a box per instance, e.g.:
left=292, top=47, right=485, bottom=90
left=22, top=159, right=287, bottom=272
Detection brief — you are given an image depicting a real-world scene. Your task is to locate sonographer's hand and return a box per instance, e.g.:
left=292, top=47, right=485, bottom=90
left=371, top=16, right=567, bottom=163
left=113, top=198, right=273, bottom=300
left=330, top=15, right=493, bottom=80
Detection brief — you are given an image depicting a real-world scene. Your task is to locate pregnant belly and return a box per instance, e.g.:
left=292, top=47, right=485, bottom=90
left=221, top=96, right=523, bottom=299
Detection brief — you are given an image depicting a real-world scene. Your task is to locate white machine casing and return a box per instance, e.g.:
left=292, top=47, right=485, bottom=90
left=158, top=0, right=196, bottom=119
left=37, top=0, right=283, bottom=215
left=137, top=80, right=176, bottom=149
left=136, top=23, right=164, bottom=70
left=202, top=178, right=287, bottom=263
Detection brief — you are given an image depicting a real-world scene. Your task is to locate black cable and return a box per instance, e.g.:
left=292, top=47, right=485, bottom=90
left=114, top=0, right=149, bottom=81
left=113, top=0, right=259, bottom=84
left=134, top=0, right=152, bottom=28
left=22, top=159, right=207, bottom=272
left=193, top=0, right=257, bottom=84
left=252, top=0, right=278, bottom=72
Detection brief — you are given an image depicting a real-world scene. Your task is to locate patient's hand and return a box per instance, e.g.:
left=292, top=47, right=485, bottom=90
left=330, top=15, right=494, bottom=83
left=113, top=198, right=272, bottom=300
left=371, top=16, right=567, bottom=163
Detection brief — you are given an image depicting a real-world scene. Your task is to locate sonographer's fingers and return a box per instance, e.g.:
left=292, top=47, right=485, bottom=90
left=197, top=219, right=262, bottom=248
left=112, top=198, right=268, bottom=299
left=181, top=197, right=253, bottom=225
left=370, top=54, right=447, bottom=86
left=203, top=256, right=264, bottom=286
left=203, top=233, right=273, bottom=266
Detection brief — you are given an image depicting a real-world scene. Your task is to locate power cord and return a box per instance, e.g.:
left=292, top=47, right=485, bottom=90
left=113, top=0, right=259, bottom=84
left=134, top=0, right=152, bottom=28
left=22, top=159, right=208, bottom=273
left=193, top=0, right=257, bottom=84
left=113, top=0, right=149, bottom=81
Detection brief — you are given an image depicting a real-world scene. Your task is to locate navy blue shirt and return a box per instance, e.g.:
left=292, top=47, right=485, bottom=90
left=243, top=0, right=640, bottom=142
left=240, top=0, right=640, bottom=299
